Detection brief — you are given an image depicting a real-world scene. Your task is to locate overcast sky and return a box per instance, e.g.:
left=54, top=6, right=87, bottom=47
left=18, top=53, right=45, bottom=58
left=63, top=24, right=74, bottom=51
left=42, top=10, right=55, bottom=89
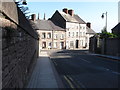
left=27, top=1, right=119, bottom=33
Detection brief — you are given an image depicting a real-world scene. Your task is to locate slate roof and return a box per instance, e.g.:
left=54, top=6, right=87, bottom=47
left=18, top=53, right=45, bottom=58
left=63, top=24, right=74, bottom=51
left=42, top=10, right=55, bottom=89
left=111, top=23, right=120, bottom=32
left=49, top=21, right=65, bottom=31
left=74, top=14, right=86, bottom=24
left=86, top=26, right=96, bottom=34
left=35, top=20, right=53, bottom=30
left=59, top=11, right=78, bottom=23
left=58, top=11, right=86, bottom=24
left=31, top=20, right=65, bottom=31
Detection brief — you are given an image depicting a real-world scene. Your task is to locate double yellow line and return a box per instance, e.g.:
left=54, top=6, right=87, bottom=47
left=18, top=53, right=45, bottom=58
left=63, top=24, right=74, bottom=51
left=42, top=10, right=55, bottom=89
left=63, top=75, right=80, bottom=89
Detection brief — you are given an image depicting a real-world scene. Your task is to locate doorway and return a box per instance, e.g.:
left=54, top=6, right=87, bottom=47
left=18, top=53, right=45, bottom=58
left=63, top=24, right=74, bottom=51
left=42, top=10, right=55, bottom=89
left=76, top=40, right=79, bottom=48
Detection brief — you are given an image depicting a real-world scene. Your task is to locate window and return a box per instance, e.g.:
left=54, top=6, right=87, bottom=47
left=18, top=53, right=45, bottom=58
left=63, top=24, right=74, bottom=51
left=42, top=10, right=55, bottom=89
left=80, top=32, right=82, bottom=36
left=83, top=32, right=86, bottom=36
left=42, top=42, right=46, bottom=48
left=83, top=27, right=85, bottom=30
left=48, top=42, right=52, bottom=49
left=73, top=32, right=74, bottom=37
left=54, top=42, right=57, bottom=48
left=70, top=41, right=74, bottom=47
left=76, top=32, right=78, bottom=37
left=42, top=33, right=46, bottom=39
left=80, top=26, right=82, bottom=29
left=60, top=34, right=64, bottom=39
left=54, top=34, right=57, bottom=39
left=69, top=32, right=70, bottom=37
left=47, top=33, right=51, bottom=39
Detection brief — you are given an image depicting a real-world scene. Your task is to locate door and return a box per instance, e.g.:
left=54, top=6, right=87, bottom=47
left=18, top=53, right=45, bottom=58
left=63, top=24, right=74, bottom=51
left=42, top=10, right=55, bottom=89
left=76, top=40, right=79, bottom=48
left=60, top=42, right=64, bottom=49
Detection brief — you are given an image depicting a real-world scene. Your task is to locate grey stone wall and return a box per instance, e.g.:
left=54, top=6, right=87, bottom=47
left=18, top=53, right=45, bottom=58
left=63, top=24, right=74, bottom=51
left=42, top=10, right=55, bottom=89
left=1, top=16, right=39, bottom=89
left=1, top=2, right=39, bottom=88
left=105, top=38, right=120, bottom=56
left=89, top=36, right=120, bottom=57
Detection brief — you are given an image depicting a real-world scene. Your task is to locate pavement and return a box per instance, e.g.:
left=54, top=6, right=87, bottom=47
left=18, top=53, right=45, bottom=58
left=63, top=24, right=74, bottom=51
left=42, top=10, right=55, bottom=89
left=83, top=50, right=120, bottom=61
left=27, top=51, right=64, bottom=88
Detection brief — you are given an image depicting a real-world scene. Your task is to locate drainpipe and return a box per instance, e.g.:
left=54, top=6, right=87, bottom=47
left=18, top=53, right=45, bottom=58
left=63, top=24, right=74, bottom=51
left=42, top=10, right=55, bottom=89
left=52, top=29, right=54, bottom=50
left=79, top=24, right=80, bottom=49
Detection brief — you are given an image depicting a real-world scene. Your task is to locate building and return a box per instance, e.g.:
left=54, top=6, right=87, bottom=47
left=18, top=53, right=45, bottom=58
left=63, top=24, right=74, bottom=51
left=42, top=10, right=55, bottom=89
left=30, top=14, right=66, bottom=50
left=31, top=8, right=95, bottom=50
left=118, top=1, right=120, bottom=23
left=111, top=22, right=120, bottom=34
left=112, top=1, right=120, bottom=34
left=50, top=8, right=95, bottom=49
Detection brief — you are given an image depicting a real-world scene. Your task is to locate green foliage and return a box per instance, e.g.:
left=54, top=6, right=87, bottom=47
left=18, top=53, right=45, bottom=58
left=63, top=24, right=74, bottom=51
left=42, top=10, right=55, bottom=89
left=100, top=27, right=119, bottom=39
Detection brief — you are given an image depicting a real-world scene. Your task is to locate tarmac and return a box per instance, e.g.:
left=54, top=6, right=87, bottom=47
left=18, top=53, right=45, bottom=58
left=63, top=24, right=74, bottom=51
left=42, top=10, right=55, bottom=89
left=27, top=50, right=120, bottom=88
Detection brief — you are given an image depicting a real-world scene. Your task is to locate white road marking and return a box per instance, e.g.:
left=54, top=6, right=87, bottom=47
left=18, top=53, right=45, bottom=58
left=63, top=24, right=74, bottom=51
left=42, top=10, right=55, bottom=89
left=80, top=58, right=91, bottom=63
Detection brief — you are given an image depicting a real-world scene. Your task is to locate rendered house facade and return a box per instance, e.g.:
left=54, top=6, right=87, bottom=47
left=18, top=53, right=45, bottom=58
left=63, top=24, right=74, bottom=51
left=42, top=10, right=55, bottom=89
left=31, top=17, right=66, bottom=50
left=31, top=8, right=96, bottom=50
left=50, top=8, right=95, bottom=49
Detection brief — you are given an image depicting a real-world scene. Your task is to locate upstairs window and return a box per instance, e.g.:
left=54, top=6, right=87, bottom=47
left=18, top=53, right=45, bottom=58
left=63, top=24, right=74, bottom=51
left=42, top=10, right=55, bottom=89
left=60, top=34, right=64, bottom=39
left=72, top=32, right=74, bottom=37
left=69, top=32, right=70, bottom=37
left=76, top=32, right=78, bottom=37
left=54, top=34, right=58, bottom=39
left=47, top=33, right=51, bottom=39
left=42, top=33, right=46, bottom=39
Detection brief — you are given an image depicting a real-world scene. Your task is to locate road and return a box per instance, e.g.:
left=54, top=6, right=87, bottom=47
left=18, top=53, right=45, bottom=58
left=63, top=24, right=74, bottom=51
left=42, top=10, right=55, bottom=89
left=49, top=50, right=120, bottom=88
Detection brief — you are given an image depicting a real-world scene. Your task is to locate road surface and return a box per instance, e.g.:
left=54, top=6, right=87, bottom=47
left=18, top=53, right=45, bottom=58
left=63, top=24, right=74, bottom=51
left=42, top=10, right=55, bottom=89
left=49, top=50, right=120, bottom=88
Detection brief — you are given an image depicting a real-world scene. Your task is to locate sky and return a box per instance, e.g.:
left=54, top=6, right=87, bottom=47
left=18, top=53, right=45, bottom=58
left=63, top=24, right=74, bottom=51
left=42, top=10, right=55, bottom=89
left=26, top=1, right=119, bottom=33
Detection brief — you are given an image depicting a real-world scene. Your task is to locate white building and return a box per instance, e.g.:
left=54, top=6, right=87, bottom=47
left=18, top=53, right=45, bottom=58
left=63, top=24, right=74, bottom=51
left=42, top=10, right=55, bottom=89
left=118, top=1, right=120, bottom=23
left=50, top=8, right=96, bottom=49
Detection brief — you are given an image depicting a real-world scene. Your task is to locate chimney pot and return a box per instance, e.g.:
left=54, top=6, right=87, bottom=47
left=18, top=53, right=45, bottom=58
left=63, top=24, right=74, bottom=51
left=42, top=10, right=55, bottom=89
left=31, top=14, right=36, bottom=21
left=63, top=8, right=68, bottom=14
left=87, top=22, right=91, bottom=28
left=68, top=9, right=74, bottom=16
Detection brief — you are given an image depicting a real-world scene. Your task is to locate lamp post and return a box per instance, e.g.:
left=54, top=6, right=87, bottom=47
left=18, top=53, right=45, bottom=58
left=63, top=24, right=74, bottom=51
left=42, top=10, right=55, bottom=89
left=101, top=12, right=107, bottom=32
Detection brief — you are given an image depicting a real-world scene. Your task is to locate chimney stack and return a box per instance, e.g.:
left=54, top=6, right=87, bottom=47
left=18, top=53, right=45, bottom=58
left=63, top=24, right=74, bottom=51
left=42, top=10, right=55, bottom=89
left=68, top=9, right=74, bottom=16
left=63, top=8, right=68, bottom=14
left=31, top=14, right=36, bottom=21
left=87, top=22, right=91, bottom=28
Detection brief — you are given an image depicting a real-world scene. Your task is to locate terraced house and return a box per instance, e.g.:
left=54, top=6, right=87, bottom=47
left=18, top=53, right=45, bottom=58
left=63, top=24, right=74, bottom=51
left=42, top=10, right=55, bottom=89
left=31, top=8, right=95, bottom=50
left=30, top=14, right=66, bottom=50
left=50, top=8, right=96, bottom=49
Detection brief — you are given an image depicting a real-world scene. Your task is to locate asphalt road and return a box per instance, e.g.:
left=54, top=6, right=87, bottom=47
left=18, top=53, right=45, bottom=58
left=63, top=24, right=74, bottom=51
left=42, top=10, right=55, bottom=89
left=49, top=50, right=120, bottom=88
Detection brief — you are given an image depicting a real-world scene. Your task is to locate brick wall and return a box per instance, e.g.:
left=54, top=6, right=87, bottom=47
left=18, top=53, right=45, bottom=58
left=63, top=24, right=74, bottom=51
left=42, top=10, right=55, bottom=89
left=1, top=3, right=39, bottom=88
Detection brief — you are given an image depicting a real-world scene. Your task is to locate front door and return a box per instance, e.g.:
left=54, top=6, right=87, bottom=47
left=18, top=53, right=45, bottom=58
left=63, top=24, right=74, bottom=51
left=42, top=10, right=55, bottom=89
left=76, top=40, right=79, bottom=48
left=60, top=42, right=64, bottom=49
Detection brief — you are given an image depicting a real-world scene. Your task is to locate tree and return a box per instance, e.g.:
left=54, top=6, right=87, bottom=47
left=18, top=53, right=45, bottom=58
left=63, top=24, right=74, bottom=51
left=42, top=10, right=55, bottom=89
left=16, top=0, right=30, bottom=19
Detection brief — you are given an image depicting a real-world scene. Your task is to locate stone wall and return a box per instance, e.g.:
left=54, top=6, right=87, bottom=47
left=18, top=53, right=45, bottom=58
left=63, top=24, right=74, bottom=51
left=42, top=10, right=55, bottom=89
left=89, top=36, right=120, bottom=57
left=1, top=2, right=39, bottom=88
left=103, top=38, right=120, bottom=56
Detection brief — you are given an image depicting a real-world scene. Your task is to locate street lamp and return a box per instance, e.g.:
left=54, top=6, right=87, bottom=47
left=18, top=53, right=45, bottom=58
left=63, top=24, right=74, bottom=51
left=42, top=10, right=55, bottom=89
left=101, top=12, right=107, bottom=31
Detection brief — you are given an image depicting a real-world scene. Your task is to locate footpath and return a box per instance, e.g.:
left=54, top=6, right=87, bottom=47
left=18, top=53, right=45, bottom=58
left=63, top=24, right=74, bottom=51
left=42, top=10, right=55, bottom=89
left=27, top=51, right=64, bottom=88
left=84, top=51, right=120, bottom=61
